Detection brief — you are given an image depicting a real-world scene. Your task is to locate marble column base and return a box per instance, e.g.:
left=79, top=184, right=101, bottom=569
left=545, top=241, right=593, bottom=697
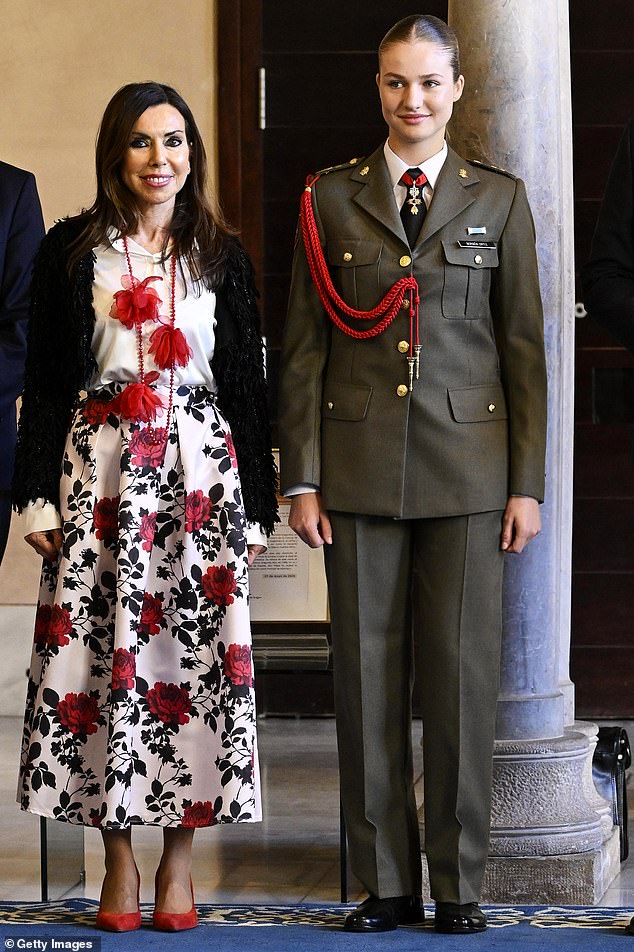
left=575, top=719, right=616, bottom=842
left=420, top=726, right=621, bottom=902
left=489, top=729, right=604, bottom=857
left=479, top=831, right=621, bottom=903
left=421, top=831, right=620, bottom=904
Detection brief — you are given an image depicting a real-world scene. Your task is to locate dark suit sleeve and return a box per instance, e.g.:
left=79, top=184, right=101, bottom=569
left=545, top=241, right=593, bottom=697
left=0, top=172, right=45, bottom=413
left=582, top=120, right=634, bottom=353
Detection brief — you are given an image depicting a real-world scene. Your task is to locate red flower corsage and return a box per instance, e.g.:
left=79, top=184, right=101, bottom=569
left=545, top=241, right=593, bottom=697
left=111, top=382, right=165, bottom=423
left=109, top=274, right=163, bottom=329
left=149, top=323, right=193, bottom=370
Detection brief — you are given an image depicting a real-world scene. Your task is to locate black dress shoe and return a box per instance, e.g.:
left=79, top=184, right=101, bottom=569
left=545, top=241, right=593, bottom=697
left=625, top=915, right=634, bottom=936
left=434, top=902, right=486, bottom=934
left=343, top=895, right=424, bottom=933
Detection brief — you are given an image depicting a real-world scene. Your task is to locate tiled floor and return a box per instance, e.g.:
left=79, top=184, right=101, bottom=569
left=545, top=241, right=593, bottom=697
left=1, top=715, right=632, bottom=907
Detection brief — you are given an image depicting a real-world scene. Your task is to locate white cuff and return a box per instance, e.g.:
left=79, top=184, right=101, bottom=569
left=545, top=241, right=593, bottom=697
left=23, top=499, right=62, bottom=536
left=246, top=523, right=267, bottom=549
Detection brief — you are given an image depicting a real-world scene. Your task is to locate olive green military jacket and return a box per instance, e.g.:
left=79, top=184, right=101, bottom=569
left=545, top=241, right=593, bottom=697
left=278, top=144, right=547, bottom=518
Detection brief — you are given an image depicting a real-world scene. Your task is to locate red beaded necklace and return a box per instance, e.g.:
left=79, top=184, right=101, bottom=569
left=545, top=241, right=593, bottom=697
left=108, top=235, right=192, bottom=447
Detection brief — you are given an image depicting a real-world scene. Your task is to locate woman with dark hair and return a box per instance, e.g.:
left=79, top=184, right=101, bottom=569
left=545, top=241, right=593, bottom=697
left=279, top=14, right=546, bottom=935
left=13, top=81, right=278, bottom=932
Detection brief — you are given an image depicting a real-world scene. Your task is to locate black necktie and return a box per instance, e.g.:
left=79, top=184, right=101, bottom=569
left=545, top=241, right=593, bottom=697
left=399, top=167, right=428, bottom=247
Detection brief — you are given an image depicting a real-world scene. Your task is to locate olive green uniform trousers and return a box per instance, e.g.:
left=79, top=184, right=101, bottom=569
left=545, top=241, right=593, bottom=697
left=324, top=508, right=504, bottom=904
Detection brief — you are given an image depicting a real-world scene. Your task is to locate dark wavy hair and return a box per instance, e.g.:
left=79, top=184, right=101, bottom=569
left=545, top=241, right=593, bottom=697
left=379, top=15, right=461, bottom=82
left=67, top=81, right=233, bottom=288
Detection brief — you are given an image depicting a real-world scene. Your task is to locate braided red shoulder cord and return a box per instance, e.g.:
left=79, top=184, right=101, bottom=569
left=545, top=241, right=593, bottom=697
left=300, top=173, right=420, bottom=349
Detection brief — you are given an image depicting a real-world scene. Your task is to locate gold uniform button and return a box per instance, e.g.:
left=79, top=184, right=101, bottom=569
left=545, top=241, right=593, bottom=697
left=396, top=384, right=408, bottom=397
left=402, top=298, right=410, bottom=309
left=327, top=401, right=334, bottom=410
left=343, top=252, right=353, bottom=262
left=474, top=254, right=483, bottom=265
left=399, top=255, right=411, bottom=268
left=488, top=403, right=496, bottom=413
left=397, top=340, right=409, bottom=354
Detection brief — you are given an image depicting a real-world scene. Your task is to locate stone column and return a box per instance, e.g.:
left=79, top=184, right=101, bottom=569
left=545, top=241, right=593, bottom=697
left=442, top=0, right=619, bottom=902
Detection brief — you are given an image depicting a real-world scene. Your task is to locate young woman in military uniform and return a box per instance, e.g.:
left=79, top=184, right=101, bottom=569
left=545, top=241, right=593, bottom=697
left=278, top=14, right=546, bottom=935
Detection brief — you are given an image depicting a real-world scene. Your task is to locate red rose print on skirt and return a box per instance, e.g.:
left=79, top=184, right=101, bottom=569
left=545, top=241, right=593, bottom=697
left=82, top=399, right=111, bottom=426
left=93, top=495, right=119, bottom=542
left=111, top=648, right=136, bottom=691
left=139, top=593, right=163, bottom=636
left=202, top=565, right=237, bottom=606
left=20, top=385, right=261, bottom=828
left=138, top=512, right=157, bottom=552
left=224, top=644, right=253, bottom=687
left=34, top=604, right=51, bottom=645
left=57, top=692, right=101, bottom=735
left=89, top=807, right=104, bottom=827
left=48, top=605, right=73, bottom=645
left=185, top=490, right=212, bottom=533
left=225, top=432, right=238, bottom=469
left=146, top=681, right=192, bottom=725
left=34, top=604, right=72, bottom=647
left=181, top=800, right=215, bottom=828
left=129, top=427, right=168, bottom=468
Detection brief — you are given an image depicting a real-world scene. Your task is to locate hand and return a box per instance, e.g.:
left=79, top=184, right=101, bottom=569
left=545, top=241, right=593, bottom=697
left=288, top=492, right=333, bottom=548
left=500, top=496, right=541, bottom=553
left=247, top=543, right=266, bottom=566
left=25, top=529, right=63, bottom=561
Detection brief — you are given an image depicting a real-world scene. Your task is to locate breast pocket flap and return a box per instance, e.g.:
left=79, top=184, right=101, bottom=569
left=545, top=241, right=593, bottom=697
left=323, top=383, right=373, bottom=421
left=442, top=239, right=499, bottom=269
left=327, top=239, right=382, bottom=268
left=448, top=384, right=508, bottom=423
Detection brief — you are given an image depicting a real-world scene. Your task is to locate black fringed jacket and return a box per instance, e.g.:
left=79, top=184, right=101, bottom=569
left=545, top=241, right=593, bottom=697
left=12, top=219, right=279, bottom=536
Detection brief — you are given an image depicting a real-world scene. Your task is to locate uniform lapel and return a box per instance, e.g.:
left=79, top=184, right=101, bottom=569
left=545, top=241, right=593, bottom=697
left=349, top=145, right=479, bottom=248
left=416, top=147, right=479, bottom=247
left=350, top=146, right=408, bottom=245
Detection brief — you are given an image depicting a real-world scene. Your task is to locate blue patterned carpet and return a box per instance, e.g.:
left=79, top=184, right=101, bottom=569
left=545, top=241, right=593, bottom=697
left=0, top=901, right=632, bottom=950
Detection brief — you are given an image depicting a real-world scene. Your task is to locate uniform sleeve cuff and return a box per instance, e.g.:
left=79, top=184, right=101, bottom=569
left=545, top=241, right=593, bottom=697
left=282, top=483, right=320, bottom=496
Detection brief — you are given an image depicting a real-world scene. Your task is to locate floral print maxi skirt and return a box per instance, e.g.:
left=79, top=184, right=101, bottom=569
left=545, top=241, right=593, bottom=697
left=18, top=385, right=261, bottom=829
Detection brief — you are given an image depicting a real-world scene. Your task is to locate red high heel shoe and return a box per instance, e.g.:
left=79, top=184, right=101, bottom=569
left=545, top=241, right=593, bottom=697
left=95, top=868, right=141, bottom=932
left=153, top=869, right=198, bottom=932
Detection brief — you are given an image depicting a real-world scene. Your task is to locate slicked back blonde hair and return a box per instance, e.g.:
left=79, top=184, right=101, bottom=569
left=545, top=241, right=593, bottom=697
left=379, top=15, right=461, bottom=82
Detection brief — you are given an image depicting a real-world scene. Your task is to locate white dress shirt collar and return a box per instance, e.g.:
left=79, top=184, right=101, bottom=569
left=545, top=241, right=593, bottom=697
left=383, top=140, right=448, bottom=193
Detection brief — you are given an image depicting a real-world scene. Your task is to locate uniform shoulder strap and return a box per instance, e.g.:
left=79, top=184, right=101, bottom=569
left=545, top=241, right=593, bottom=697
left=313, top=156, right=364, bottom=177
left=467, top=158, right=517, bottom=180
